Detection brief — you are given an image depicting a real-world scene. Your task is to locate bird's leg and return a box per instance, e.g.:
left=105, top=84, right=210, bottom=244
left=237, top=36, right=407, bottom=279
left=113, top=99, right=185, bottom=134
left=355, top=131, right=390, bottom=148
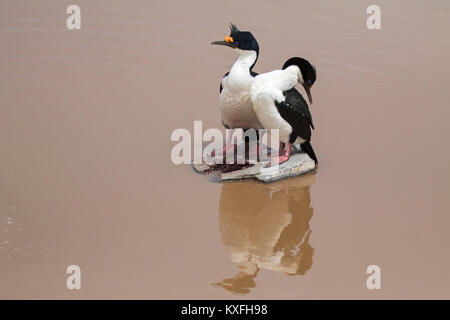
left=249, top=141, right=284, bottom=160
left=222, top=129, right=238, bottom=155
left=210, top=129, right=237, bottom=157
left=277, top=142, right=285, bottom=156
left=248, top=142, right=264, bottom=158
left=264, top=143, right=292, bottom=168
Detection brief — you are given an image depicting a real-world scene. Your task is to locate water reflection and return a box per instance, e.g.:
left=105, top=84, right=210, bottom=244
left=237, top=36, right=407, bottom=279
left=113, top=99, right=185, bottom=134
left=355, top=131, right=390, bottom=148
left=213, top=174, right=315, bottom=294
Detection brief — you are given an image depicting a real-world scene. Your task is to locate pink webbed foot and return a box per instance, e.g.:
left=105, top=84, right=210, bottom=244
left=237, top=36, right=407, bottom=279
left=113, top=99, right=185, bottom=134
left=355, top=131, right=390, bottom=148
left=264, top=142, right=292, bottom=168
left=264, top=154, right=290, bottom=168
left=248, top=144, right=264, bottom=158
left=249, top=142, right=285, bottom=159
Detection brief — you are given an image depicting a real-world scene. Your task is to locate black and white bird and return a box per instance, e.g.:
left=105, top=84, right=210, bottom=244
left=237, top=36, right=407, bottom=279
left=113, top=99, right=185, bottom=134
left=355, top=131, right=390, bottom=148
left=211, top=24, right=262, bottom=153
left=250, top=57, right=318, bottom=166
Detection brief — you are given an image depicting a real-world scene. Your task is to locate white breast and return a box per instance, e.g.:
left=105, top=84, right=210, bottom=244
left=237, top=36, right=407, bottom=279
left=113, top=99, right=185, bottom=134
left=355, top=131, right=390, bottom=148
left=220, top=80, right=262, bottom=129
left=218, top=51, right=262, bottom=129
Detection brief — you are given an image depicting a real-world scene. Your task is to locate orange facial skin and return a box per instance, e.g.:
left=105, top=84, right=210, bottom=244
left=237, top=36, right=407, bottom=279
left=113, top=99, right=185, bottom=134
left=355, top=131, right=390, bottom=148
left=224, top=35, right=234, bottom=43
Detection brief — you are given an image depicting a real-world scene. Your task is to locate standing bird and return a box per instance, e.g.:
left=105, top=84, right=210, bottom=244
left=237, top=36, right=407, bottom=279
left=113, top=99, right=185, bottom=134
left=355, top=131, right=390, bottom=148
left=211, top=24, right=262, bottom=154
left=250, top=57, right=317, bottom=166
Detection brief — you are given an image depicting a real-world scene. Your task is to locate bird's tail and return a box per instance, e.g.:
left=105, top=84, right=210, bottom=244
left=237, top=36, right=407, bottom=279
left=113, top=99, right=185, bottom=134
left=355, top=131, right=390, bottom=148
left=300, top=141, right=318, bottom=164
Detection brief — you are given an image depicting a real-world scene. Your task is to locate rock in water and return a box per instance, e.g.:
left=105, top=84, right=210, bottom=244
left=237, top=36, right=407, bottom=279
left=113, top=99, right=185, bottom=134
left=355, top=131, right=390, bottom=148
left=192, top=147, right=316, bottom=183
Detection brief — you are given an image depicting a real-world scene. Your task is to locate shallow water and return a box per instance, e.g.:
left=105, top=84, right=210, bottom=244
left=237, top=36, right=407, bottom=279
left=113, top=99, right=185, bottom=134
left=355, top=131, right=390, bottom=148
left=1, top=0, right=450, bottom=298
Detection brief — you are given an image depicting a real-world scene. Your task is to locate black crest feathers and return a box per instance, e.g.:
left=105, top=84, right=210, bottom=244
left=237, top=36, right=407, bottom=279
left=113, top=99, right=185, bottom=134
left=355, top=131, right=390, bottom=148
left=230, top=23, right=239, bottom=37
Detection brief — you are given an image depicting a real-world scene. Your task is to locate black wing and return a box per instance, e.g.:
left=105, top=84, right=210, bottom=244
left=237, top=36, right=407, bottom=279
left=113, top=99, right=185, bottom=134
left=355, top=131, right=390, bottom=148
left=274, top=87, right=314, bottom=142
left=219, top=72, right=229, bottom=93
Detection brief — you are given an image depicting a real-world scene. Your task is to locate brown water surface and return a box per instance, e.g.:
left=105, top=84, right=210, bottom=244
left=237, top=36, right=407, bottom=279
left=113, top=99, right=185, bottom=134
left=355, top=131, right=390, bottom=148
left=1, top=0, right=449, bottom=298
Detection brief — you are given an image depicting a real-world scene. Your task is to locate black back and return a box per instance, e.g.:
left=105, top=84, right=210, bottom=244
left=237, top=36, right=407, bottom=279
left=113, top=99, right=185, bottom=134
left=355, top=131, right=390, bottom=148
left=275, top=87, right=318, bottom=163
left=274, top=87, right=315, bottom=142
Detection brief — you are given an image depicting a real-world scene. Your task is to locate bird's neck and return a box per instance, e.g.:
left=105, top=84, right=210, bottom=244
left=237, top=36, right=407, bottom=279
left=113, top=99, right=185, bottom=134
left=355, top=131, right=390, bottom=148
left=230, top=50, right=258, bottom=76
left=285, top=65, right=304, bottom=84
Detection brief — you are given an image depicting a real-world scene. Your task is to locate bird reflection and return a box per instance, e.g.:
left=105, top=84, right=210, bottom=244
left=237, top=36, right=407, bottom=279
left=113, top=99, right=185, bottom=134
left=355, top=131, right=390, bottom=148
left=213, top=174, right=315, bottom=295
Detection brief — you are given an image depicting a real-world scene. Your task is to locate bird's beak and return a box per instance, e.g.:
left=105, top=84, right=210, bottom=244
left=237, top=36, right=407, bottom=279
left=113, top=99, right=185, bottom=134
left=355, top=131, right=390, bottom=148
left=303, top=83, right=313, bottom=104
left=211, top=36, right=238, bottom=48
left=211, top=40, right=234, bottom=47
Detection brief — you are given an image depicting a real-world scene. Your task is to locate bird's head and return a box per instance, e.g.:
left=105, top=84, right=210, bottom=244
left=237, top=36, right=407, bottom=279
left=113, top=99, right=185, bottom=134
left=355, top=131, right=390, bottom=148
left=282, top=57, right=316, bottom=104
left=211, top=24, right=259, bottom=55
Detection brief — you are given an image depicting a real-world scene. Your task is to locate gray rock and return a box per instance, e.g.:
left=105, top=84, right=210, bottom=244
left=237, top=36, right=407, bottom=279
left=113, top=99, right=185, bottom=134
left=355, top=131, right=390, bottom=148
left=192, top=147, right=316, bottom=183
left=254, top=152, right=316, bottom=182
